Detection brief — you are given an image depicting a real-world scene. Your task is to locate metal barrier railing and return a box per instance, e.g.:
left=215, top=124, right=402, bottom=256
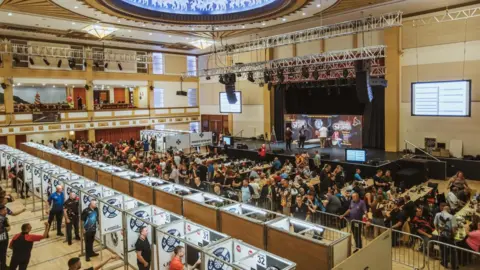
left=310, top=211, right=350, bottom=240
left=392, top=229, right=426, bottom=270
left=427, top=240, right=480, bottom=270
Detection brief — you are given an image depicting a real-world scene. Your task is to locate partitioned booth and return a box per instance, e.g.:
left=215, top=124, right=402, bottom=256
left=183, top=192, right=235, bottom=231
left=58, top=152, right=73, bottom=170
left=67, top=155, right=89, bottom=176
left=205, top=238, right=296, bottom=270
left=131, top=177, right=168, bottom=204
left=156, top=219, right=230, bottom=270
left=94, top=163, right=124, bottom=187
left=266, top=217, right=351, bottom=270
left=82, top=161, right=101, bottom=181
left=219, top=203, right=281, bottom=249
left=111, top=171, right=142, bottom=195
left=154, top=184, right=199, bottom=215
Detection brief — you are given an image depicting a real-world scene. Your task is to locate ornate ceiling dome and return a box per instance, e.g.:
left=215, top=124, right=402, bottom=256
left=89, top=0, right=312, bottom=25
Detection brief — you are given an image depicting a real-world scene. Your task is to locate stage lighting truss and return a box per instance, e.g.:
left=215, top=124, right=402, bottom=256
left=0, top=40, right=151, bottom=64
left=188, top=45, right=386, bottom=79
left=409, top=7, right=480, bottom=26
left=212, top=11, right=402, bottom=55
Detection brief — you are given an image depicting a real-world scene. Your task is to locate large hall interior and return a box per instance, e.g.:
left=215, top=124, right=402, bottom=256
left=0, top=0, right=479, bottom=269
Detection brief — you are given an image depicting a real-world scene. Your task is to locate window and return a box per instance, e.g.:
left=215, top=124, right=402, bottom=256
left=190, top=122, right=200, bottom=132
left=152, top=53, right=164, bottom=74
left=187, top=88, right=197, bottom=107
left=187, top=56, right=197, bottom=76
left=153, top=88, right=164, bottom=108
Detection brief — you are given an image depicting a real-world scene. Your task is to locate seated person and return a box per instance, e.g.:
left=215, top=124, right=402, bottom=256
left=411, top=207, right=436, bottom=245
left=446, top=186, right=465, bottom=214
left=354, top=168, right=363, bottom=182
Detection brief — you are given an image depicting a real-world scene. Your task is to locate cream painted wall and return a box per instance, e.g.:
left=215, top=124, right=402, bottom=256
left=154, top=81, right=197, bottom=107
left=137, top=86, right=149, bottom=108
left=325, top=35, right=355, bottom=51
left=296, top=40, right=322, bottom=56
left=401, top=18, right=480, bottom=155
left=164, top=54, right=187, bottom=74
left=27, top=131, right=70, bottom=143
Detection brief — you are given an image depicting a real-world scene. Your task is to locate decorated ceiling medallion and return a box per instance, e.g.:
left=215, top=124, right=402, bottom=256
left=90, top=0, right=310, bottom=25
left=84, top=25, right=118, bottom=39
left=190, top=39, right=215, bottom=49
left=121, top=0, right=277, bottom=15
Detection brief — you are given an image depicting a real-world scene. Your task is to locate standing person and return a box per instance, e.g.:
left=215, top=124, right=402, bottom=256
left=81, top=199, right=99, bottom=261
left=0, top=205, right=10, bottom=270
left=76, top=96, right=83, bottom=110
left=279, top=179, right=292, bottom=216
left=319, top=125, right=328, bottom=148
left=298, top=127, right=306, bottom=149
left=9, top=222, right=49, bottom=270
left=169, top=164, right=179, bottom=184
left=241, top=179, right=253, bottom=204
left=151, top=137, right=156, bottom=152
left=340, top=193, right=367, bottom=250
left=285, top=127, right=293, bottom=151
left=68, top=255, right=118, bottom=270
left=313, top=151, right=321, bottom=173
left=135, top=227, right=151, bottom=270
left=434, top=205, right=458, bottom=269
left=169, top=246, right=201, bottom=270
left=46, top=185, right=65, bottom=237
left=64, top=192, right=80, bottom=245
left=291, top=196, right=309, bottom=230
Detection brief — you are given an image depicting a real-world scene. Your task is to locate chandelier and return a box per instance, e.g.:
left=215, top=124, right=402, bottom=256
left=190, top=39, right=214, bottom=50
left=83, top=25, right=118, bottom=39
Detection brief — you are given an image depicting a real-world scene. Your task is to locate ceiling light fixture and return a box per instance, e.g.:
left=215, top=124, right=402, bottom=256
left=303, top=13, right=306, bottom=16
left=242, top=26, right=245, bottom=29
left=317, top=4, right=321, bottom=8
left=262, top=22, right=266, bottom=26
left=74, top=6, right=78, bottom=9
left=8, top=13, right=12, bottom=16
left=282, top=18, right=287, bottom=22
left=190, top=39, right=214, bottom=50
left=128, top=30, right=131, bottom=32
left=72, top=22, right=76, bottom=25
left=149, top=33, right=152, bottom=35
left=84, top=25, right=118, bottom=39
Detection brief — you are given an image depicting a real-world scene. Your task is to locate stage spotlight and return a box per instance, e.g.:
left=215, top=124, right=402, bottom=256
left=118, top=63, right=123, bottom=71
left=84, top=61, right=87, bottom=67
left=0, top=57, right=2, bottom=65
left=206, top=75, right=211, bottom=80
left=326, top=67, right=331, bottom=76
left=276, top=68, right=284, bottom=83
left=57, top=59, right=62, bottom=68
left=247, top=71, right=255, bottom=83
left=343, top=69, right=349, bottom=79
left=43, top=58, right=50, bottom=66
left=263, top=70, right=271, bottom=83
left=267, top=82, right=273, bottom=91
left=219, top=75, right=225, bottom=84
left=13, top=56, right=20, bottom=63
left=94, top=61, right=99, bottom=68
left=312, top=68, right=319, bottom=80
left=259, top=82, right=264, bottom=87
left=1, top=83, right=6, bottom=90
left=104, top=62, right=109, bottom=69
left=236, top=72, right=242, bottom=77
left=29, top=57, right=34, bottom=65
left=301, top=66, right=309, bottom=78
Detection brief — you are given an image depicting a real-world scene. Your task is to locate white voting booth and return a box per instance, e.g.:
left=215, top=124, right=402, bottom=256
left=140, top=129, right=212, bottom=152
left=205, top=238, right=296, bottom=270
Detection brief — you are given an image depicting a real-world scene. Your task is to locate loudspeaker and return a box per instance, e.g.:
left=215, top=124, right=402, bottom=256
left=355, top=70, right=372, bottom=103
left=225, top=83, right=237, bottom=104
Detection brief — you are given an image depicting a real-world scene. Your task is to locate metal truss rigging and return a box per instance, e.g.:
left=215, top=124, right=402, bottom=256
left=0, top=40, right=151, bottom=63
left=211, top=11, right=402, bottom=55
left=410, top=7, right=480, bottom=26
left=184, top=45, right=386, bottom=78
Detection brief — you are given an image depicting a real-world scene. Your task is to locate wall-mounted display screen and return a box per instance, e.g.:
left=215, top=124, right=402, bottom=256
left=412, top=80, right=471, bottom=117
left=345, top=149, right=367, bottom=163
left=219, top=92, right=242, bottom=113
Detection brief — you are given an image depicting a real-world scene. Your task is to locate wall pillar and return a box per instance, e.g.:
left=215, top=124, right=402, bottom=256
left=1, top=54, right=14, bottom=125
left=263, top=48, right=274, bottom=139
left=88, top=129, right=95, bottom=143
left=384, top=27, right=401, bottom=152
left=7, top=135, right=15, bottom=148
left=85, top=59, right=94, bottom=119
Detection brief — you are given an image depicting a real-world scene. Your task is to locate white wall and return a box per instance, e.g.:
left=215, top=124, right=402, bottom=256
left=154, top=81, right=197, bottom=107
left=27, top=131, right=70, bottom=143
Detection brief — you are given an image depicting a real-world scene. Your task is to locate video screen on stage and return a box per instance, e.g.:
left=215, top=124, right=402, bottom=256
left=219, top=92, right=242, bottom=113
left=345, top=149, right=367, bottom=162
left=285, top=114, right=363, bottom=148
left=412, top=80, right=471, bottom=117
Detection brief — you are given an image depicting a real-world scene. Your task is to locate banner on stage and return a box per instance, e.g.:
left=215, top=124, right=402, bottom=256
left=285, top=114, right=363, bottom=148
left=165, top=134, right=190, bottom=150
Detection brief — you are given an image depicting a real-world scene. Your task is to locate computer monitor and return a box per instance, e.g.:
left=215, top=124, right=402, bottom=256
left=437, top=142, right=446, bottom=149
left=223, top=136, right=233, bottom=146
left=345, top=149, right=367, bottom=163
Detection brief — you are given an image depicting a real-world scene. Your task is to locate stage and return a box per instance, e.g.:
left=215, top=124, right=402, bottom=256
left=232, top=138, right=404, bottom=163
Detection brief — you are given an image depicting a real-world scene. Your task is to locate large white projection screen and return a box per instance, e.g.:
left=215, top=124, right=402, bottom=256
left=412, top=80, right=471, bottom=117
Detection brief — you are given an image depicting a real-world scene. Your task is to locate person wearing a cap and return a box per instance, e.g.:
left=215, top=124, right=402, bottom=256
left=0, top=204, right=10, bottom=270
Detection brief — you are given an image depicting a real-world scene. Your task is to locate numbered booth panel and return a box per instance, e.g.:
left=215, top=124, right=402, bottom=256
left=131, top=177, right=168, bottom=204
left=154, top=184, right=199, bottom=215
left=219, top=204, right=280, bottom=250
left=205, top=238, right=296, bottom=270
left=183, top=192, right=235, bottom=231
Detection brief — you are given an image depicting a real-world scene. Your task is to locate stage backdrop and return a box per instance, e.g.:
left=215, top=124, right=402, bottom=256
left=284, top=114, right=363, bottom=148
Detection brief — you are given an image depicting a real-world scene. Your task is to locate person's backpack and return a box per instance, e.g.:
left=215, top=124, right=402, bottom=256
left=437, top=213, right=453, bottom=239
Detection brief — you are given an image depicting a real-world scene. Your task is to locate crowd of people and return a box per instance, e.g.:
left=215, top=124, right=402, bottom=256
left=14, top=136, right=480, bottom=269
